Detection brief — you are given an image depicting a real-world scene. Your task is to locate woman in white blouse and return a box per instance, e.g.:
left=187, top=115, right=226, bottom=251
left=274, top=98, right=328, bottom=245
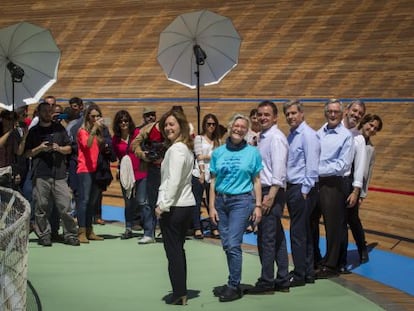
left=155, top=109, right=195, bottom=305
left=192, top=113, right=221, bottom=239
left=355, top=113, right=383, bottom=263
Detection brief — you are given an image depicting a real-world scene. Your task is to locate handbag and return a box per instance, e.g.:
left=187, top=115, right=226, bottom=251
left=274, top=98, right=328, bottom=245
left=95, top=153, right=113, bottom=191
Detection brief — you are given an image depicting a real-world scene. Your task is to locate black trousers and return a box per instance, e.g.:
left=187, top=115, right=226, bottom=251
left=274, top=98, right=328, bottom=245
left=339, top=176, right=367, bottom=266
left=318, top=176, right=346, bottom=269
left=160, top=206, right=194, bottom=297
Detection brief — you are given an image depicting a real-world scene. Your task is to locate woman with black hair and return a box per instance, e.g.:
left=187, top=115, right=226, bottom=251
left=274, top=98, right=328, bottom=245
left=112, top=110, right=154, bottom=242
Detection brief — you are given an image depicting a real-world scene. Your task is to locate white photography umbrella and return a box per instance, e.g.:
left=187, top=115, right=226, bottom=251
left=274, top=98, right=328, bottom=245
left=157, top=10, right=241, bottom=133
left=0, top=21, right=61, bottom=111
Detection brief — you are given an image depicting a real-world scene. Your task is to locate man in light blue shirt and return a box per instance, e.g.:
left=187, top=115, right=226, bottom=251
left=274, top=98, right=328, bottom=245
left=284, top=99, right=320, bottom=286
left=246, top=100, right=290, bottom=294
left=315, top=99, right=354, bottom=279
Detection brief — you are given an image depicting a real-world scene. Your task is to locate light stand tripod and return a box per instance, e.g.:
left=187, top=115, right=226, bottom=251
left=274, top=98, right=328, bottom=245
left=193, top=44, right=207, bottom=134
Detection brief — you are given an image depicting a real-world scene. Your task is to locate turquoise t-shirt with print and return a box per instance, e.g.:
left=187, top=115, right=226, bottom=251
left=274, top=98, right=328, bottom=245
left=210, top=144, right=263, bottom=195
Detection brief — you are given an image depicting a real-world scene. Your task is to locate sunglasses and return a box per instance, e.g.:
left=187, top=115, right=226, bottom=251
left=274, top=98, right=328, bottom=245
left=207, top=122, right=216, bottom=127
left=119, top=119, right=129, bottom=124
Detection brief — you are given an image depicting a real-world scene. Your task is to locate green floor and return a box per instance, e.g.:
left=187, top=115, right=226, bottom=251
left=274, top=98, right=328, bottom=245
left=28, top=224, right=384, bottom=311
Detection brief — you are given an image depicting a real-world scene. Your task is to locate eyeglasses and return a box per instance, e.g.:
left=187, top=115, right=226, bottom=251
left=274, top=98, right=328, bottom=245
left=119, top=119, right=129, bottom=124
left=90, top=114, right=101, bottom=118
left=326, top=110, right=341, bottom=115
left=207, top=122, right=216, bottom=127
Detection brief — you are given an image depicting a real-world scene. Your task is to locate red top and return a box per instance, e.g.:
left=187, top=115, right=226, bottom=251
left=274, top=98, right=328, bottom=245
left=77, top=128, right=100, bottom=173
left=112, top=127, right=147, bottom=180
left=149, top=124, right=163, bottom=142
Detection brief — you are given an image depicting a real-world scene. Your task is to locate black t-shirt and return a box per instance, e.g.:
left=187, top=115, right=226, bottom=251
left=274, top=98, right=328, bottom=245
left=25, top=123, right=71, bottom=180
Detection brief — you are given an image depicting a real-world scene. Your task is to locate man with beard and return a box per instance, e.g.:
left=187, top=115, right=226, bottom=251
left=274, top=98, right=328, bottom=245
left=24, top=102, right=79, bottom=247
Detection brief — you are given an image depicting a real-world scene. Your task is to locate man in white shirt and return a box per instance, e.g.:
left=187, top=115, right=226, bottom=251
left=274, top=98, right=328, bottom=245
left=339, top=100, right=368, bottom=271
left=246, top=100, right=290, bottom=294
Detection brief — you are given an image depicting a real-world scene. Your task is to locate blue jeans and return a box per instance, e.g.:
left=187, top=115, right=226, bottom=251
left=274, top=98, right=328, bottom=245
left=215, top=193, right=254, bottom=288
left=122, top=178, right=154, bottom=237
left=78, top=172, right=102, bottom=227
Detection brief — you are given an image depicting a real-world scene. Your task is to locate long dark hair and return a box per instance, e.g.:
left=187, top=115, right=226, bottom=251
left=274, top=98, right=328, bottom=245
left=112, top=110, right=136, bottom=137
left=201, top=113, right=221, bottom=148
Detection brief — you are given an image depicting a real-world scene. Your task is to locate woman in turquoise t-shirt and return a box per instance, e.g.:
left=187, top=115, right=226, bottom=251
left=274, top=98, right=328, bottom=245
left=209, top=114, right=263, bottom=302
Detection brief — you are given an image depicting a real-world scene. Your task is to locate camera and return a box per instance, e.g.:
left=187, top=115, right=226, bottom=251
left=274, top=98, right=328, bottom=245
left=53, top=113, right=69, bottom=122
left=141, top=140, right=166, bottom=162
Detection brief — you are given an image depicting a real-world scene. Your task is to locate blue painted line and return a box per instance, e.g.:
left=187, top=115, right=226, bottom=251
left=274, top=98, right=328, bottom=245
left=56, top=97, right=414, bottom=103
left=244, top=231, right=414, bottom=296
left=102, top=205, right=125, bottom=222
left=102, top=204, right=414, bottom=296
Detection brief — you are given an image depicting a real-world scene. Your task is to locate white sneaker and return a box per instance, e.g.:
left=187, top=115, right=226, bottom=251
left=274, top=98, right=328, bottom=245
left=138, top=236, right=155, bottom=244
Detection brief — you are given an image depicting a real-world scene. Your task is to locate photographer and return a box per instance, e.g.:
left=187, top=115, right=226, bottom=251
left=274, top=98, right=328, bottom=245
left=51, top=104, right=70, bottom=126
left=132, top=113, right=165, bottom=243
left=24, top=102, right=79, bottom=247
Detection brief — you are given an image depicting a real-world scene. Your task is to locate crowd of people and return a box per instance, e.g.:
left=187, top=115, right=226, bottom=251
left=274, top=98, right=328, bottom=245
left=0, top=96, right=383, bottom=305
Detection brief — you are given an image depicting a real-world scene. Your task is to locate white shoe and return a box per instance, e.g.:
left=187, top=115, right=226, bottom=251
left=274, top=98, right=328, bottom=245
left=138, top=236, right=155, bottom=244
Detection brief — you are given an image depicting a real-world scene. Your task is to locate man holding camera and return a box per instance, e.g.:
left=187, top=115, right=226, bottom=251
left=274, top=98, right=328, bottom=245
left=24, top=102, right=79, bottom=247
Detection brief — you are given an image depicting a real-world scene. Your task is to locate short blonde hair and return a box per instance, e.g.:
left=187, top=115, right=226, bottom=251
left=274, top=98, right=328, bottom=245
left=227, top=113, right=250, bottom=132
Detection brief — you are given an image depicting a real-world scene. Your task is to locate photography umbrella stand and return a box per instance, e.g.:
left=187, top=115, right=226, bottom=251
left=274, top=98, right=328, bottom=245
left=193, top=44, right=207, bottom=134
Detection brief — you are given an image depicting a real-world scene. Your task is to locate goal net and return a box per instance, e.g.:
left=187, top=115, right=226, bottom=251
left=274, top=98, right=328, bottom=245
left=0, top=187, right=31, bottom=311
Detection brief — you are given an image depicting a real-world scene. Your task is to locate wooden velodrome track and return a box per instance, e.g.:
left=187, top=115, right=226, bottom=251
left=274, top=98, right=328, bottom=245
left=1, top=0, right=413, bottom=308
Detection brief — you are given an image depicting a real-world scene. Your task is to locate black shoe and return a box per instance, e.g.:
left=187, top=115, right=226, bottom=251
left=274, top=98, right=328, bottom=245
left=338, top=266, right=352, bottom=275
left=193, top=229, right=204, bottom=239
left=213, top=285, right=228, bottom=297
left=219, top=286, right=242, bottom=302
left=305, top=275, right=315, bottom=284
left=289, top=277, right=306, bottom=287
left=211, top=230, right=220, bottom=239
left=360, top=249, right=369, bottom=264
left=164, top=294, right=187, bottom=305
left=38, top=237, right=52, bottom=247
left=315, top=266, right=339, bottom=279
left=51, top=233, right=64, bottom=243
left=120, top=229, right=133, bottom=240
left=274, top=284, right=290, bottom=293
left=64, top=237, right=80, bottom=246
left=246, top=284, right=275, bottom=295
